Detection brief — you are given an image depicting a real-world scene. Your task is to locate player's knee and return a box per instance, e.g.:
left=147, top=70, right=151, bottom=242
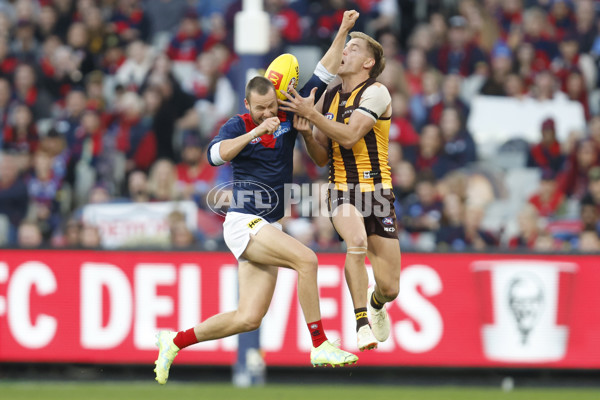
left=297, top=250, right=318, bottom=274
left=345, top=233, right=367, bottom=250
left=239, top=313, right=263, bottom=332
left=378, top=284, right=399, bottom=302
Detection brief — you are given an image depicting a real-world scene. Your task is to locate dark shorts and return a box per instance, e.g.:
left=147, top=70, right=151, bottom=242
left=327, top=187, right=399, bottom=240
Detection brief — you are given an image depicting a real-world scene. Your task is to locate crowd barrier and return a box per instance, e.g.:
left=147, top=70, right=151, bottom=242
left=0, top=250, right=598, bottom=368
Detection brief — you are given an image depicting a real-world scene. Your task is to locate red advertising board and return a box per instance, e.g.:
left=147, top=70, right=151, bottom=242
left=0, top=250, right=599, bottom=368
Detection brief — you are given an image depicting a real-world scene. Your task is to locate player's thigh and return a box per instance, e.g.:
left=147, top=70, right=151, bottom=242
left=237, top=260, right=279, bottom=319
left=331, top=203, right=368, bottom=247
left=242, top=224, right=317, bottom=270
left=367, top=235, right=401, bottom=294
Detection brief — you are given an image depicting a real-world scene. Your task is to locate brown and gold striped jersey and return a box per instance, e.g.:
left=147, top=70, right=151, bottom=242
left=322, top=78, right=392, bottom=192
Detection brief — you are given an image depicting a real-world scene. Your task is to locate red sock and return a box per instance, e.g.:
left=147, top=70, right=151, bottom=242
left=173, top=328, right=198, bottom=350
left=307, top=320, right=328, bottom=348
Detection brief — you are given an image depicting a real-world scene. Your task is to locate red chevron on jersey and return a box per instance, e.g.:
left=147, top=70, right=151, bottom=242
left=239, top=112, right=288, bottom=149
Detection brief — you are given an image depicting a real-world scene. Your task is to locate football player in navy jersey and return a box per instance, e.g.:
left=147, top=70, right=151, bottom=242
left=154, top=11, right=360, bottom=384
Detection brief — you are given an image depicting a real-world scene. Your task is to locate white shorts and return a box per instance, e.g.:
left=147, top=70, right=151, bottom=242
left=223, top=212, right=282, bottom=261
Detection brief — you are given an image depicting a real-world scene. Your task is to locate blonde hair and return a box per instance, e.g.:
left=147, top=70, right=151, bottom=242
left=349, top=32, right=385, bottom=78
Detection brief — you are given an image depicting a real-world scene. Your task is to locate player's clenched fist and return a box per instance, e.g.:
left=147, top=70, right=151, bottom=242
left=341, top=10, right=359, bottom=32
left=256, top=116, right=280, bottom=136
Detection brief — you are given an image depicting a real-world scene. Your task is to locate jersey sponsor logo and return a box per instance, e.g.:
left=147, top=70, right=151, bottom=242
left=382, top=217, right=394, bottom=226
left=266, top=70, right=283, bottom=90
left=363, top=170, right=381, bottom=179
left=273, top=121, right=291, bottom=138
left=383, top=227, right=396, bottom=232
left=249, top=122, right=292, bottom=145
left=325, top=112, right=334, bottom=120
left=342, top=109, right=354, bottom=118
left=248, top=218, right=263, bottom=229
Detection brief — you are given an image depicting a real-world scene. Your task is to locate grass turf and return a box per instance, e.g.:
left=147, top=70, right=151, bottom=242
left=1, top=382, right=599, bottom=400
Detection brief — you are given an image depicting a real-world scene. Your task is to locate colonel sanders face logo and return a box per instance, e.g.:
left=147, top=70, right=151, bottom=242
left=472, top=261, right=576, bottom=363
left=508, top=272, right=544, bottom=344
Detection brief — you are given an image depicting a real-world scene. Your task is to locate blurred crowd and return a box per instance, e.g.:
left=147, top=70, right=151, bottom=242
left=0, top=0, right=599, bottom=253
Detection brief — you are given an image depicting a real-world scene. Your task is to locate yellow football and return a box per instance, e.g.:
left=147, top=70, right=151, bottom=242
left=264, top=53, right=299, bottom=101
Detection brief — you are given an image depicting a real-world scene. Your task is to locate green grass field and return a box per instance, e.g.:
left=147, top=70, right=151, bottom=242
left=1, top=382, right=599, bottom=400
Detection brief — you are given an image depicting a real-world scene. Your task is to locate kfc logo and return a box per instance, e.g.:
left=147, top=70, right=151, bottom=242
left=472, top=260, right=577, bottom=363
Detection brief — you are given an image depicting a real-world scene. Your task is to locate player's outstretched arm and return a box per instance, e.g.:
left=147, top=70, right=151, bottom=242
left=319, top=10, right=359, bottom=76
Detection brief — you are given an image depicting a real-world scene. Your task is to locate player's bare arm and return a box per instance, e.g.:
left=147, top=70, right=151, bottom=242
left=280, top=87, right=377, bottom=149
left=311, top=93, right=329, bottom=150
left=295, top=114, right=328, bottom=167
left=217, top=116, right=280, bottom=162
left=318, top=10, right=359, bottom=74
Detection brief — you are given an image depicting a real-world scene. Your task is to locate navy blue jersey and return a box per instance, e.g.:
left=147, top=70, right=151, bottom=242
left=207, top=74, right=327, bottom=222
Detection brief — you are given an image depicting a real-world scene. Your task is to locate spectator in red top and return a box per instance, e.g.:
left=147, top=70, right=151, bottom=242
left=310, top=0, right=365, bottom=48
left=107, top=91, right=157, bottom=173
left=108, top=0, right=150, bottom=43
left=175, top=129, right=217, bottom=208
left=559, top=138, right=600, bottom=200
left=528, top=168, right=565, bottom=218
left=551, top=33, right=596, bottom=91
left=526, top=117, right=566, bottom=173
left=431, top=15, right=486, bottom=77
left=509, top=203, right=541, bottom=249
left=265, top=0, right=303, bottom=44
left=496, top=0, right=523, bottom=38
left=513, top=41, right=548, bottom=90
left=564, top=69, right=590, bottom=119
left=0, top=36, right=18, bottom=78
left=428, top=73, right=469, bottom=126
left=547, top=0, right=576, bottom=41
left=3, top=104, right=38, bottom=155
left=520, top=7, right=558, bottom=62
left=166, top=9, right=207, bottom=62
left=389, top=92, right=419, bottom=146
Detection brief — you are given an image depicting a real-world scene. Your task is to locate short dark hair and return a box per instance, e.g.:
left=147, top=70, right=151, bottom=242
left=245, top=76, right=276, bottom=103
left=349, top=32, right=385, bottom=79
